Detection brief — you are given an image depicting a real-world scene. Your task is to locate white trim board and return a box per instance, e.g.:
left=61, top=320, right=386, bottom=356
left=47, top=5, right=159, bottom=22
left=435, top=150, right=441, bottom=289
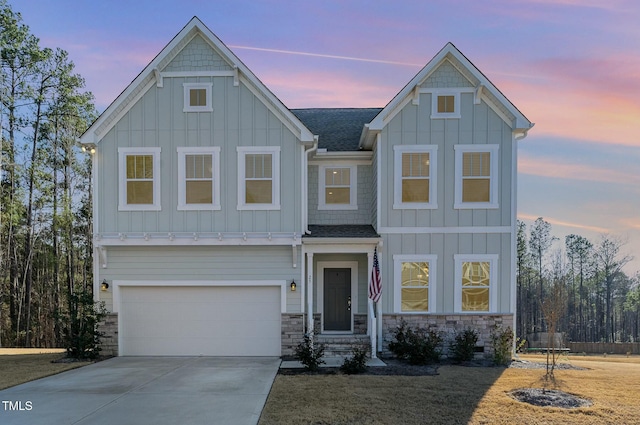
left=112, top=279, right=287, bottom=314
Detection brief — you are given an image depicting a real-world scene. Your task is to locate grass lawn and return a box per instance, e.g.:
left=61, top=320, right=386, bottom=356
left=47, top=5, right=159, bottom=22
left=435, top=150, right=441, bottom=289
left=259, top=354, right=640, bottom=425
left=0, top=349, right=92, bottom=390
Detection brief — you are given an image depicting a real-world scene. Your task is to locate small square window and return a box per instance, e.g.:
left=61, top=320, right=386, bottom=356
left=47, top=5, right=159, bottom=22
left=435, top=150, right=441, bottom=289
left=183, top=83, right=212, bottom=112
left=431, top=92, right=460, bottom=119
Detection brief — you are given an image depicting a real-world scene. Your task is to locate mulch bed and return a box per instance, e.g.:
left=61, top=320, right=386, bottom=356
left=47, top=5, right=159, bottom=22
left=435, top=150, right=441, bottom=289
left=509, top=388, right=592, bottom=408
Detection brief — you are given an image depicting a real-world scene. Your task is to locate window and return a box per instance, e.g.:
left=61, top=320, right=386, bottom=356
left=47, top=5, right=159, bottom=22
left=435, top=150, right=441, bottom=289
left=393, top=145, right=437, bottom=209
left=394, top=255, right=436, bottom=313
left=318, top=165, right=357, bottom=210
left=237, top=146, right=280, bottom=210
left=454, top=145, right=499, bottom=209
left=177, top=147, right=221, bottom=210
left=118, top=147, right=161, bottom=211
left=431, top=92, right=460, bottom=119
left=454, top=255, right=498, bottom=313
left=183, top=83, right=212, bottom=112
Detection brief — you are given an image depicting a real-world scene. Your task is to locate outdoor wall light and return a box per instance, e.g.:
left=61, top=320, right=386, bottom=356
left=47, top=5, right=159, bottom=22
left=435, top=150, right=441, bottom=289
left=101, top=280, right=109, bottom=291
left=81, top=143, right=96, bottom=154
left=290, top=280, right=297, bottom=292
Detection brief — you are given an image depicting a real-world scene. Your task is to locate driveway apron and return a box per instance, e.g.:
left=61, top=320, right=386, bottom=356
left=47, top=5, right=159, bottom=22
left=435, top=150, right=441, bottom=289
left=0, top=356, right=280, bottom=425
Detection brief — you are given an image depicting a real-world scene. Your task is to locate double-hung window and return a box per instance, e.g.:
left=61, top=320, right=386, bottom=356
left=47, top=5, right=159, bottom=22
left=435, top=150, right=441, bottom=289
left=394, top=145, right=437, bottom=209
left=177, top=147, right=220, bottom=210
left=118, top=147, right=161, bottom=211
left=454, top=255, right=498, bottom=313
left=394, top=255, right=436, bottom=313
left=183, top=83, right=212, bottom=112
left=237, top=146, right=280, bottom=210
left=454, top=145, right=499, bottom=209
left=318, top=165, right=357, bottom=210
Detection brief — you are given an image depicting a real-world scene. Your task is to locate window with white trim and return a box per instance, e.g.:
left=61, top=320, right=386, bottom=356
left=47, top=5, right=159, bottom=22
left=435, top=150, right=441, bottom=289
left=394, top=145, right=437, bottom=209
left=318, top=165, right=357, bottom=210
left=431, top=91, right=460, bottom=119
left=118, top=147, right=161, bottom=211
left=454, top=145, right=499, bottom=209
left=237, top=146, right=280, bottom=210
left=183, top=83, right=212, bottom=112
left=394, top=255, right=436, bottom=313
left=177, top=147, right=220, bottom=210
left=454, top=255, right=498, bottom=313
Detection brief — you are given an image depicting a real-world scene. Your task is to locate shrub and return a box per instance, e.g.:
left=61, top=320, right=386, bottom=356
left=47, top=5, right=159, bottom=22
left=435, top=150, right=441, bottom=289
left=389, top=320, right=443, bottom=365
left=491, top=325, right=514, bottom=366
left=294, top=333, right=325, bottom=371
left=61, top=289, right=108, bottom=360
left=340, top=346, right=369, bottom=374
left=449, top=328, right=479, bottom=363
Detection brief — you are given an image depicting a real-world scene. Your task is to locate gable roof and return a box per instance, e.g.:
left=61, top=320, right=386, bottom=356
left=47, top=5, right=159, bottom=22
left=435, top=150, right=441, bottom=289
left=292, top=108, right=382, bottom=151
left=363, top=42, right=533, bottom=147
left=80, top=17, right=315, bottom=145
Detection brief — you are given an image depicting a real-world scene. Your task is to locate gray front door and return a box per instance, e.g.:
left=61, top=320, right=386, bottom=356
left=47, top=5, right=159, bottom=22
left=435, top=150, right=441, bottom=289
left=324, top=268, right=351, bottom=331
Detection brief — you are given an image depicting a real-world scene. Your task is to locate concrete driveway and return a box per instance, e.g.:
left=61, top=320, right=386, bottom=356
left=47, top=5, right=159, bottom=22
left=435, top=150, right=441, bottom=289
left=0, top=356, right=280, bottom=425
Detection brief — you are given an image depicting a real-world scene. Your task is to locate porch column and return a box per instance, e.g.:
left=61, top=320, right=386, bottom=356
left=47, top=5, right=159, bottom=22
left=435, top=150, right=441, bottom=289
left=377, top=248, right=383, bottom=353
left=306, top=252, right=314, bottom=335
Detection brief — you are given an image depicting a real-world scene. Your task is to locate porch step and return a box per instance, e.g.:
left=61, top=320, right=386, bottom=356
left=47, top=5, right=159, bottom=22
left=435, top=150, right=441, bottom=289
left=316, top=334, right=371, bottom=357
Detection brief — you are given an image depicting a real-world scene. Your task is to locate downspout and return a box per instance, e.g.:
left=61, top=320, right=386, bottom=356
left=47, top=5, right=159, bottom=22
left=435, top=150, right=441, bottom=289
left=302, top=137, right=318, bottom=234
left=511, top=123, right=534, bottom=355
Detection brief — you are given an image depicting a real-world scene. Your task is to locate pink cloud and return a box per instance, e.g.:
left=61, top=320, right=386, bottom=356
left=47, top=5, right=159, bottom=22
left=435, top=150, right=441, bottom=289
left=519, top=156, right=640, bottom=186
left=518, top=213, right=610, bottom=233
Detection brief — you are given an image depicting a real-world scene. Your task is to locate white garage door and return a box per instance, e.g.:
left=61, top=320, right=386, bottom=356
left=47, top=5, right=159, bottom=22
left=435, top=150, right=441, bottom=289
left=119, top=286, right=281, bottom=356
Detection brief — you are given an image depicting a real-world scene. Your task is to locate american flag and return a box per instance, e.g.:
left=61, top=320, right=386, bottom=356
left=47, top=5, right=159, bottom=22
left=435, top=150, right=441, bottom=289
left=369, top=248, right=382, bottom=302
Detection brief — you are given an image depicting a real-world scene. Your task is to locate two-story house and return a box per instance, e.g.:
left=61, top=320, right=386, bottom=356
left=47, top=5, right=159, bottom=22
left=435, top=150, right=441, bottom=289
left=81, top=17, right=532, bottom=357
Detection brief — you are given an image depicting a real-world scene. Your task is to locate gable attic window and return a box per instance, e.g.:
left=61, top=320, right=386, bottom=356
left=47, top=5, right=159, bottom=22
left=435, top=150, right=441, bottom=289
left=118, top=147, right=161, bottom=211
left=183, top=83, right=212, bottom=112
left=430, top=91, right=460, bottom=119
left=177, top=147, right=221, bottom=210
left=454, top=144, right=499, bottom=209
left=393, top=145, right=438, bottom=209
left=318, top=165, right=357, bottom=210
left=237, top=146, right=280, bottom=210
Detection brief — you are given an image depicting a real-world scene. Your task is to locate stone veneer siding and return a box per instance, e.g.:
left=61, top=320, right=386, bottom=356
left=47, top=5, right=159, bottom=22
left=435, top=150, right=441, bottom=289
left=382, top=314, right=513, bottom=358
left=98, top=313, right=119, bottom=357
left=281, top=313, right=306, bottom=357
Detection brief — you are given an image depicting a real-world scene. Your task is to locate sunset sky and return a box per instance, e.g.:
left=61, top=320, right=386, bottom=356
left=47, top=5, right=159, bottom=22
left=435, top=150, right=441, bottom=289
left=19, top=0, right=640, bottom=273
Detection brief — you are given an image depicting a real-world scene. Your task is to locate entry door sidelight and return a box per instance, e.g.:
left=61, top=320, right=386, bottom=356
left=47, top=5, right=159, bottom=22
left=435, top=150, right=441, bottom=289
left=324, top=268, right=351, bottom=331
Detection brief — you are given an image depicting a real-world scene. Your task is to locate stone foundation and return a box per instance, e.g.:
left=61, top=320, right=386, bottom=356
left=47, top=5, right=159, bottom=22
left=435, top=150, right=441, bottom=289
left=98, top=313, right=118, bottom=357
left=281, top=313, right=306, bottom=357
left=381, top=314, right=513, bottom=358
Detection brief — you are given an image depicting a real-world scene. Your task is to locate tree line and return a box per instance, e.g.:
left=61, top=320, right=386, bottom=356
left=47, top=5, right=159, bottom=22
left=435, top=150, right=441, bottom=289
left=0, top=1, right=97, bottom=348
left=517, top=217, right=639, bottom=344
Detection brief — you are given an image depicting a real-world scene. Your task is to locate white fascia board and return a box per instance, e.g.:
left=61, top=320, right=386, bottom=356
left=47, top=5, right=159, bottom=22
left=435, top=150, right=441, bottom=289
left=81, top=17, right=315, bottom=145
left=95, top=232, right=302, bottom=246
left=368, top=43, right=532, bottom=133
left=308, top=150, right=373, bottom=165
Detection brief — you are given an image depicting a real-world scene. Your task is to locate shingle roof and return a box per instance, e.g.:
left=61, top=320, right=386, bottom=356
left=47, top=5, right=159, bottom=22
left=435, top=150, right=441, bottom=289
left=304, top=225, right=380, bottom=239
left=291, top=108, right=382, bottom=151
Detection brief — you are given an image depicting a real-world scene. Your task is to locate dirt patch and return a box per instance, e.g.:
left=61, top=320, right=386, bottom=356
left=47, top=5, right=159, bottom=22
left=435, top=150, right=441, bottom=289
left=509, top=388, right=592, bottom=408
left=509, top=359, right=586, bottom=370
